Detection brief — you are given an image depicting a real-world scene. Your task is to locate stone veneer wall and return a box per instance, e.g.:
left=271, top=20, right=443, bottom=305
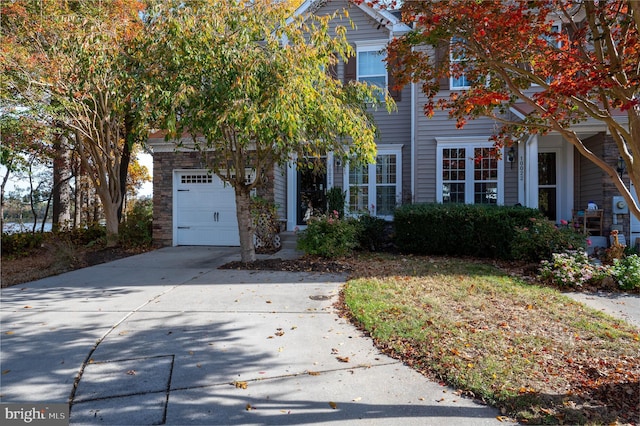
left=151, top=150, right=275, bottom=247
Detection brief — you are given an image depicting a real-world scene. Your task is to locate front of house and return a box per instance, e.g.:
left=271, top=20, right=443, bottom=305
left=149, top=0, right=638, bottom=249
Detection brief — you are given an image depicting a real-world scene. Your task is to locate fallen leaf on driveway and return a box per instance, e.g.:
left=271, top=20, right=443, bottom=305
left=307, top=371, right=321, bottom=376
left=336, top=356, right=350, bottom=363
left=126, top=370, right=136, bottom=375
left=329, top=401, right=337, bottom=409
left=234, top=381, right=248, bottom=389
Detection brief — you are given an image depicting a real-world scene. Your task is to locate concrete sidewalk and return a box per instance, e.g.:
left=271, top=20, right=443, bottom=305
left=1, top=246, right=510, bottom=425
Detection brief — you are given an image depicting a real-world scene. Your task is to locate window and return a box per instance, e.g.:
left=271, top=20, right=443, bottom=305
left=450, top=37, right=470, bottom=89
left=346, top=147, right=402, bottom=219
left=358, top=50, right=386, bottom=88
left=357, top=46, right=387, bottom=98
left=437, top=140, right=503, bottom=205
left=181, top=174, right=213, bottom=184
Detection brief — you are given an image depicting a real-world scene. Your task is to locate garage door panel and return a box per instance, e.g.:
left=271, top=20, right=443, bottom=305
left=175, top=171, right=239, bottom=246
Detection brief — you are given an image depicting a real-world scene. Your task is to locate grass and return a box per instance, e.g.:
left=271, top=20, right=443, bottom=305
left=341, top=253, right=640, bottom=425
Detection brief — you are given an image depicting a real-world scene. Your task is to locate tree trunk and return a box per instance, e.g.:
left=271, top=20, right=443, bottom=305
left=118, top=115, right=134, bottom=221
left=52, top=134, right=72, bottom=231
left=0, top=158, right=13, bottom=233
left=235, top=186, right=256, bottom=262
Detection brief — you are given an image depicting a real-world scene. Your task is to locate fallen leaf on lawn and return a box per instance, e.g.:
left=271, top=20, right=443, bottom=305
left=196, top=364, right=202, bottom=368
left=328, top=401, right=337, bottom=409
left=126, top=370, right=136, bottom=375
left=266, top=300, right=272, bottom=304
left=336, top=356, right=350, bottom=363
left=267, top=336, right=274, bottom=339
left=23, top=306, right=32, bottom=309
left=234, top=381, right=248, bottom=389
left=331, top=348, right=339, bottom=354
left=275, top=329, right=285, bottom=337
left=307, top=371, right=321, bottom=376
left=5, top=331, right=14, bottom=335
left=245, top=403, right=253, bottom=411
left=2, top=370, right=11, bottom=375
left=291, top=326, right=297, bottom=330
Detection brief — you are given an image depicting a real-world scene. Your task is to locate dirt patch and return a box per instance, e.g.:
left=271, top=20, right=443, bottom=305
left=219, top=256, right=353, bottom=274
left=1, top=242, right=151, bottom=288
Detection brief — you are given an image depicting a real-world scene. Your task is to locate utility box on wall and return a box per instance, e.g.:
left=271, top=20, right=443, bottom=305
left=612, top=196, right=629, bottom=214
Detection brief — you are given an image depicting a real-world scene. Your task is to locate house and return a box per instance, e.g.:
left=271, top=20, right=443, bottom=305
left=149, top=0, right=638, bottom=249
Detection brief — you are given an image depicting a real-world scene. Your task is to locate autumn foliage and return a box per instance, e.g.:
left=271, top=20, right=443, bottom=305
left=356, top=0, right=640, bottom=218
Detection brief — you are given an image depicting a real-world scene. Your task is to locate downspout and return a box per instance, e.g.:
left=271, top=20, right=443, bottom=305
left=411, top=80, right=416, bottom=203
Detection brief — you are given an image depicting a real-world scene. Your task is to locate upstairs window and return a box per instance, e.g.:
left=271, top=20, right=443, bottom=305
left=450, top=37, right=470, bottom=90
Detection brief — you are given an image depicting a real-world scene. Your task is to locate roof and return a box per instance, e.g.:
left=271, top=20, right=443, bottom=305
left=294, top=0, right=411, bottom=34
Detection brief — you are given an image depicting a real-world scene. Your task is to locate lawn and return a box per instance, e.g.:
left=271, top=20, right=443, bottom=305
left=341, top=253, right=640, bottom=425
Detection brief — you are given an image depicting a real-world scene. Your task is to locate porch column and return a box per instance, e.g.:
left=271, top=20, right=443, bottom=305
left=286, top=160, right=297, bottom=231
left=525, top=135, right=539, bottom=208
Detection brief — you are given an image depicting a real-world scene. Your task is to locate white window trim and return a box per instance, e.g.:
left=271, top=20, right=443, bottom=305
left=449, top=37, right=470, bottom=90
left=344, top=144, right=403, bottom=220
left=356, top=42, right=388, bottom=93
left=436, top=137, right=504, bottom=205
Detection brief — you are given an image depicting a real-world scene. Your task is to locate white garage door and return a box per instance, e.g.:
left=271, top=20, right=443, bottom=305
left=174, top=171, right=239, bottom=246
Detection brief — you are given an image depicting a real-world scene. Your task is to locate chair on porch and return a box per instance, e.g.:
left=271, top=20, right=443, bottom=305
left=572, top=209, right=604, bottom=236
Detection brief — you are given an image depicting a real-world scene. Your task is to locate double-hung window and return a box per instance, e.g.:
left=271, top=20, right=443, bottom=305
left=357, top=44, right=387, bottom=98
left=346, top=146, right=402, bottom=220
left=450, top=37, right=470, bottom=90
left=437, top=139, right=503, bottom=205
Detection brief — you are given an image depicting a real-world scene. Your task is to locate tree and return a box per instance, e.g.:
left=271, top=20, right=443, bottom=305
left=0, top=115, right=53, bottom=232
left=143, top=0, right=391, bottom=262
left=1, top=0, right=147, bottom=245
left=363, top=0, right=639, bottom=218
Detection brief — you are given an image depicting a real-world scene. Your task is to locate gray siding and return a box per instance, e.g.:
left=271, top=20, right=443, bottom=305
left=414, top=86, right=508, bottom=203
left=273, top=163, right=287, bottom=222
left=317, top=0, right=412, bottom=200
left=578, top=134, right=604, bottom=209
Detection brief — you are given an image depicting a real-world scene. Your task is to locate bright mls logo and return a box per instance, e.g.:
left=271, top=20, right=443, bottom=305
left=1, top=404, right=68, bottom=426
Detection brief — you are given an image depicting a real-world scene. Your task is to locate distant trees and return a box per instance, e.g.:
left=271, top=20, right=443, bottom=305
left=1, top=0, right=149, bottom=241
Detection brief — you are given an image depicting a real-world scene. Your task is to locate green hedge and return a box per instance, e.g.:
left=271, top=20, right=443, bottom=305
left=394, top=203, right=547, bottom=260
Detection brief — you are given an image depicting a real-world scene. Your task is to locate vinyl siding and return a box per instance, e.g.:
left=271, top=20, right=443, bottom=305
left=413, top=87, right=510, bottom=203
left=578, top=133, right=604, bottom=209
left=315, top=0, right=411, bottom=200
left=273, top=163, right=287, bottom=222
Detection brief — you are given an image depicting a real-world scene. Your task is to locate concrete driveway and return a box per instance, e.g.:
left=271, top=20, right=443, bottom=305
left=1, top=247, right=509, bottom=425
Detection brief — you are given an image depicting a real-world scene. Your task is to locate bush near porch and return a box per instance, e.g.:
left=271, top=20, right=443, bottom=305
left=394, top=203, right=585, bottom=261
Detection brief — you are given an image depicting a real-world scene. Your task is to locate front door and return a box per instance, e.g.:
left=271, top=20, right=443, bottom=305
left=296, top=159, right=327, bottom=225
left=538, top=152, right=557, bottom=221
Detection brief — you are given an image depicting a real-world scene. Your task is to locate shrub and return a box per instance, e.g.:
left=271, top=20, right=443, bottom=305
left=611, top=254, right=640, bottom=290
left=297, top=211, right=358, bottom=258
left=355, top=214, right=389, bottom=251
left=394, top=203, right=545, bottom=259
left=539, top=250, right=610, bottom=288
left=511, top=218, right=586, bottom=262
left=62, top=223, right=107, bottom=246
left=119, top=198, right=153, bottom=248
left=326, top=187, right=346, bottom=218
left=1, top=231, right=48, bottom=257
